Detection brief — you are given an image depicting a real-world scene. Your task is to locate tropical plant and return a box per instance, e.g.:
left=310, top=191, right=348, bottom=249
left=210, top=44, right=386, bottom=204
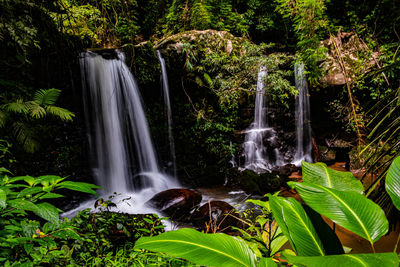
left=0, top=88, right=74, bottom=153
left=135, top=159, right=400, bottom=266
left=0, top=167, right=99, bottom=265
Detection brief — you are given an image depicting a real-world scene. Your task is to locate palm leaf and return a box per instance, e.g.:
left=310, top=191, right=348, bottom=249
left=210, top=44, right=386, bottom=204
left=0, top=110, right=7, bottom=127
left=385, top=156, right=400, bottom=211
left=34, top=88, right=61, bottom=106
left=45, top=106, right=75, bottom=121
left=269, top=195, right=325, bottom=256
left=12, top=122, right=39, bottom=153
left=302, top=161, right=364, bottom=193
left=289, top=182, right=388, bottom=246
left=27, top=101, right=46, bottom=119
left=3, top=99, right=29, bottom=114
left=283, top=251, right=398, bottom=267
left=135, top=228, right=257, bottom=267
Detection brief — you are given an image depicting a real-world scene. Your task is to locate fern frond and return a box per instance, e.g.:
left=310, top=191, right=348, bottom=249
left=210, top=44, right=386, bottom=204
left=34, top=89, right=61, bottom=106
left=45, top=106, right=75, bottom=121
left=12, top=122, right=39, bottom=153
left=27, top=101, right=46, bottom=119
left=0, top=110, right=7, bottom=127
left=3, top=99, right=30, bottom=114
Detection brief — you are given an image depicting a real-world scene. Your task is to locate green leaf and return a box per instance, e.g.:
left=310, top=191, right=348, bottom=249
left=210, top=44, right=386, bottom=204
left=283, top=251, right=398, bottom=267
left=302, top=161, right=364, bottom=193
left=45, top=106, right=75, bottom=121
left=257, top=257, right=278, bottom=267
left=39, top=193, right=64, bottom=200
left=303, top=205, right=344, bottom=255
left=34, top=89, right=60, bottom=106
left=17, top=187, right=43, bottom=198
left=36, top=203, right=61, bottom=224
left=246, top=199, right=270, bottom=212
left=51, top=229, right=81, bottom=240
left=58, top=181, right=100, bottom=195
left=0, top=167, right=12, bottom=175
left=24, top=243, right=34, bottom=255
left=385, top=156, right=400, bottom=211
left=0, top=188, right=6, bottom=208
left=135, top=228, right=257, bottom=267
left=289, top=182, right=388, bottom=245
left=269, top=226, right=288, bottom=256
left=269, top=195, right=325, bottom=256
left=8, top=200, right=60, bottom=224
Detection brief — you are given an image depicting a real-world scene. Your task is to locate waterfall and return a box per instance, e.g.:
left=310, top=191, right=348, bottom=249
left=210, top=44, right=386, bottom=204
left=242, top=67, right=282, bottom=173
left=80, top=50, right=178, bottom=196
left=156, top=50, right=177, bottom=177
left=293, top=63, right=312, bottom=166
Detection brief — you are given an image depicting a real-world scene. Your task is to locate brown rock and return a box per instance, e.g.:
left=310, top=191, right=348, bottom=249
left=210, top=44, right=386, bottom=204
left=147, top=189, right=202, bottom=220
left=192, top=200, right=239, bottom=232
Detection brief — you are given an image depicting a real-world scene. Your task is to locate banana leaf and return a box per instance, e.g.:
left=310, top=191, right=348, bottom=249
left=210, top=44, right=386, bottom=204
left=135, top=228, right=257, bottom=267
left=302, top=161, right=364, bottom=193
left=385, top=156, right=400, bottom=211
left=289, top=182, right=388, bottom=246
left=269, top=195, right=325, bottom=256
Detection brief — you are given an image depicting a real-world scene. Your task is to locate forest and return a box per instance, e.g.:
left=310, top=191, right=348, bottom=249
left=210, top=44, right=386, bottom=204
left=1, top=0, right=400, bottom=266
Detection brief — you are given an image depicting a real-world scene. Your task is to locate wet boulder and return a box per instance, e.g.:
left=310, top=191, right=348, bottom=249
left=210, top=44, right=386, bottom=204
left=239, top=170, right=287, bottom=195
left=192, top=201, right=239, bottom=232
left=147, top=189, right=202, bottom=220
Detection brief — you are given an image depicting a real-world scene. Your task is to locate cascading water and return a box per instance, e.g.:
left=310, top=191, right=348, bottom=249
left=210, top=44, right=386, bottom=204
left=65, top=50, right=179, bottom=217
left=156, top=50, right=177, bottom=177
left=293, top=63, right=312, bottom=166
left=242, top=67, right=282, bottom=173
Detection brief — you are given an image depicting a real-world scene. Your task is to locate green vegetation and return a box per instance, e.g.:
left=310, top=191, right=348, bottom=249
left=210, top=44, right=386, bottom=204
left=1, top=0, right=400, bottom=266
left=136, top=159, right=400, bottom=266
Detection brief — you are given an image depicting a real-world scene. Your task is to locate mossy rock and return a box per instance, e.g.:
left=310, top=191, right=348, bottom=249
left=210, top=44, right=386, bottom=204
left=239, top=170, right=286, bottom=195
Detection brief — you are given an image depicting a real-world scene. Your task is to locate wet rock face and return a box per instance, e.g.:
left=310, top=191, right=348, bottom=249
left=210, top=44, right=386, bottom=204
left=147, top=189, right=202, bottom=220
left=192, top=201, right=239, bottom=232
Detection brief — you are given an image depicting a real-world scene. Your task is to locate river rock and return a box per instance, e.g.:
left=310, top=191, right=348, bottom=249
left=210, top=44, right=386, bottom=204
left=192, top=201, right=239, bottom=232
left=147, top=189, right=202, bottom=220
left=239, top=169, right=287, bottom=194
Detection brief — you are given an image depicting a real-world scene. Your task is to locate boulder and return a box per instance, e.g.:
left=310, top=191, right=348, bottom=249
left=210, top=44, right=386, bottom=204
left=239, top=169, right=287, bottom=195
left=147, top=189, right=202, bottom=220
left=192, top=201, right=239, bottom=232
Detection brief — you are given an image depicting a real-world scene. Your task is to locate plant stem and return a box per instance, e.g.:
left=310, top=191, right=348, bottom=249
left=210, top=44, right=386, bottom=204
left=394, top=231, right=400, bottom=253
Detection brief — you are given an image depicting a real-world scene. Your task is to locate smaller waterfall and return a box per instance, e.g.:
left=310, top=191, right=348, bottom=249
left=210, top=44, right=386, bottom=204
left=157, top=50, right=177, bottom=177
left=293, top=63, right=312, bottom=166
left=242, top=67, right=282, bottom=173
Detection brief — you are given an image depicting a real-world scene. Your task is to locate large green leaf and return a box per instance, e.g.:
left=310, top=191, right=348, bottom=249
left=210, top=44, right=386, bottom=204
left=135, top=228, right=257, bottom=267
left=283, top=251, right=398, bottom=267
left=303, top=205, right=344, bottom=255
left=8, top=199, right=60, bottom=224
left=385, top=156, right=400, bottom=211
left=289, top=182, right=388, bottom=245
left=58, top=181, right=100, bottom=195
left=269, top=195, right=325, bottom=256
left=302, top=161, right=364, bottom=193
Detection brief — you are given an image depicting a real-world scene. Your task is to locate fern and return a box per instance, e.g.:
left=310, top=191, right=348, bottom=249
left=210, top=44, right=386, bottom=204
left=45, top=106, right=75, bottom=122
left=34, top=89, right=61, bottom=106
left=3, top=99, right=30, bottom=114
left=27, top=102, right=46, bottom=119
left=0, top=110, right=6, bottom=128
left=12, top=122, right=39, bottom=153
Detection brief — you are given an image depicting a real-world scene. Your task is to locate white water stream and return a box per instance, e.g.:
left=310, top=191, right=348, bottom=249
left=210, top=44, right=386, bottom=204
left=293, top=63, right=312, bottom=166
